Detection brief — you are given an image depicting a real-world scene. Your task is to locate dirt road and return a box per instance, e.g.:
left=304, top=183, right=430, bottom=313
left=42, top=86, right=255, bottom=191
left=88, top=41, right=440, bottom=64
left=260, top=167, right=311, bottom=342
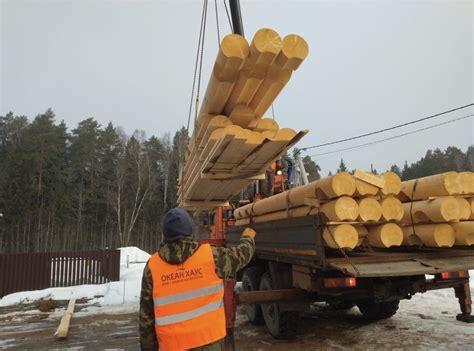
left=0, top=291, right=472, bottom=350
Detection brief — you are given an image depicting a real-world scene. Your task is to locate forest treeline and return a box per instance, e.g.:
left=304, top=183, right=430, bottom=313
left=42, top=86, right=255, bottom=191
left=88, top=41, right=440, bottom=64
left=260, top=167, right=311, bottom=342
left=0, top=109, right=472, bottom=253
left=0, top=109, right=188, bottom=253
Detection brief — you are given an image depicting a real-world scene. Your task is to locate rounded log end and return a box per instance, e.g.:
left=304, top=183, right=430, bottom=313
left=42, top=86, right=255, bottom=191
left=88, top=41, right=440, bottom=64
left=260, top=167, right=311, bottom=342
left=323, top=224, right=358, bottom=249
left=272, top=128, right=297, bottom=141
left=457, top=197, right=471, bottom=220
left=440, top=197, right=461, bottom=221
left=433, top=223, right=455, bottom=247
left=335, top=197, right=359, bottom=221
left=331, top=172, right=357, bottom=197
left=380, top=197, right=404, bottom=221
left=244, top=130, right=265, bottom=145
left=254, top=118, right=280, bottom=132
left=380, top=171, right=402, bottom=195
left=460, top=171, right=474, bottom=194
left=280, top=34, right=309, bottom=70
left=358, top=197, right=383, bottom=222
left=369, top=223, right=403, bottom=248
left=220, top=34, right=250, bottom=59
left=444, top=171, right=463, bottom=195
left=208, top=115, right=232, bottom=128
left=251, top=28, right=283, bottom=56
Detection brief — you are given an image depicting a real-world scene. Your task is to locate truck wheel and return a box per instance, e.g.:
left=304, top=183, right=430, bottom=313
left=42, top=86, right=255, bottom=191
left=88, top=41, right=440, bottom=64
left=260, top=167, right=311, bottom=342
left=356, top=299, right=400, bottom=320
left=259, top=271, right=298, bottom=340
left=242, top=267, right=264, bottom=325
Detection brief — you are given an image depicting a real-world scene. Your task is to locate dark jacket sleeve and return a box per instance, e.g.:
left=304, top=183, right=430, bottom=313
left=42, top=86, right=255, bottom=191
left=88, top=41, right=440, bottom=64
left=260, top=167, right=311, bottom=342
left=212, top=236, right=255, bottom=279
left=139, top=263, right=159, bottom=351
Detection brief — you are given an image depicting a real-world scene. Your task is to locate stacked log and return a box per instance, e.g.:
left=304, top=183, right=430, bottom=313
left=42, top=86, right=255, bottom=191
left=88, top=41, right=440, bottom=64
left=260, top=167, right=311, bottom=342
left=234, top=170, right=474, bottom=250
left=178, top=29, right=309, bottom=207
left=398, top=171, right=473, bottom=247
left=235, top=170, right=404, bottom=249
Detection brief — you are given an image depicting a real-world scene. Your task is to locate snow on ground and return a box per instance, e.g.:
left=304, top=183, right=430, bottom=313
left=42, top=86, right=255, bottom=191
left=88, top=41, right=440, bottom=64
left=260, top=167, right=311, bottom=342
left=0, top=247, right=150, bottom=310
left=0, top=247, right=473, bottom=320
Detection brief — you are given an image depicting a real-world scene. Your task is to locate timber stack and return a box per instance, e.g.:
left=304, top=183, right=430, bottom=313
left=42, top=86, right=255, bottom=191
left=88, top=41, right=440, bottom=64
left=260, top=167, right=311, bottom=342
left=234, top=171, right=474, bottom=250
left=178, top=29, right=309, bottom=209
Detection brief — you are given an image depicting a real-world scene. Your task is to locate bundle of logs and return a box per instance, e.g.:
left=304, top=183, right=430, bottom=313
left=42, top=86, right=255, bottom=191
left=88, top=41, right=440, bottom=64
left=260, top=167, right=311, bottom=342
left=178, top=29, right=309, bottom=209
left=234, top=171, right=474, bottom=250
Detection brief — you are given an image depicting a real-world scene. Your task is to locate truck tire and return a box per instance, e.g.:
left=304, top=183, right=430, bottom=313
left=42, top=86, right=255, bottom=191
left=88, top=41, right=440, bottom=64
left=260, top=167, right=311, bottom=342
left=356, top=299, right=400, bottom=320
left=242, top=266, right=264, bottom=325
left=259, top=271, right=298, bottom=340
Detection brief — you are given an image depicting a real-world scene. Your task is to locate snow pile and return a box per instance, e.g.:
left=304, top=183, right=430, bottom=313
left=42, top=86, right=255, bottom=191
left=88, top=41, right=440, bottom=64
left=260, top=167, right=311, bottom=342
left=0, top=247, right=150, bottom=308
left=119, top=246, right=151, bottom=264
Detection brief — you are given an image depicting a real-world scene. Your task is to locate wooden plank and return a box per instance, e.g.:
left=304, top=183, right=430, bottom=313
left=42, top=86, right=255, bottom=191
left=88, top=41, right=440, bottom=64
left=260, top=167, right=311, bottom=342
left=182, top=200, right=230, bottom=209
left=55, top=298, right=76, bottom=339
left=353, top=169, right=385, bottom=189
left=201, top=172, right=265, bottom=180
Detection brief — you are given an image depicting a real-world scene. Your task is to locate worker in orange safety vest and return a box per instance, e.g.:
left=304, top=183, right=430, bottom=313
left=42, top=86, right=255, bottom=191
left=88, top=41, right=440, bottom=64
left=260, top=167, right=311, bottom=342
left=139, top=207, right=256, bottom=351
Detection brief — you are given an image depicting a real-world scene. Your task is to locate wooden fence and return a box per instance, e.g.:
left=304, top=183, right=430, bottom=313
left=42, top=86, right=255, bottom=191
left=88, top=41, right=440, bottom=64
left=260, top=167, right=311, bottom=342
left=0, top=250, right=121, bottom=298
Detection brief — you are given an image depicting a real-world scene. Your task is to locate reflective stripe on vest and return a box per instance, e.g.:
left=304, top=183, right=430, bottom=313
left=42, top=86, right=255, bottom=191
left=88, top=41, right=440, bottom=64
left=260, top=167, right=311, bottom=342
left=153, top=281, right=224, bottom=307
left=155, top=300, right=223, bottom=326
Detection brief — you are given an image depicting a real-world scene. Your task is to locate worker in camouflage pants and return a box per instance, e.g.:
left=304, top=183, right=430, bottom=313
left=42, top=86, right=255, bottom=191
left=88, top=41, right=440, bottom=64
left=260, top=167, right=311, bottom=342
left=140, top=207, right=256, bottom=351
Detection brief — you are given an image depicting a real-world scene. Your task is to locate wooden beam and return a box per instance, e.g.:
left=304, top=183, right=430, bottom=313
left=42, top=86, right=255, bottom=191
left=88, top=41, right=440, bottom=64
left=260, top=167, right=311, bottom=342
left=379, top=171, right=402, bottom=196
left=357, top=197, right=382, bottom=222
left=322, top=224, right=359, bottom=249
left=401, top=197, right=463, bottom=224
left=182, top=200, right=230, bottom=208
left=379, top=196, right=404, bottom=221
left=366, top=223, right=403, bottom=248
left=320, top=196, right=359, bottom=221
left=452, top=221, right=474, bottom=246
left=409, top=223, right=455, bottom=247
left=224, top=28, right=282, bottom=115
left=460, top=171, right=474, bottom=195
left=55, top=298, right=76, bottom=339
left=353, top=169, right=385, bottom=189
left=400, top=171, right=462, bottom=201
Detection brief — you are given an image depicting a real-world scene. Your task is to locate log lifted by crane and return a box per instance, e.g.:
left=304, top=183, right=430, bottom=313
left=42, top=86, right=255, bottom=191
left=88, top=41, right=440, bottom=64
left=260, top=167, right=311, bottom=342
left=234, top=170, right=474, bottom=250
left=178, top=29, right=309, bottom=209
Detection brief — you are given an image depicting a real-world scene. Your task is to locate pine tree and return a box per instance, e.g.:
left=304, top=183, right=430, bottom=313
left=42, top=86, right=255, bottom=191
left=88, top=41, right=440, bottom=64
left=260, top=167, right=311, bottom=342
left=337, top=158, right=348, bottom=173
left=389, top=164, right=401, bottom=176
left=302, top=155, right=321, bottom=181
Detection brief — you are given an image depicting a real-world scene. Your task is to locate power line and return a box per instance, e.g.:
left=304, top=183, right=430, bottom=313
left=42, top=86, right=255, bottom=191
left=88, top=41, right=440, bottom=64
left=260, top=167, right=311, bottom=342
left=309, top=113, right=473, bottom=159
left=301, top=103, right=473, bottom=151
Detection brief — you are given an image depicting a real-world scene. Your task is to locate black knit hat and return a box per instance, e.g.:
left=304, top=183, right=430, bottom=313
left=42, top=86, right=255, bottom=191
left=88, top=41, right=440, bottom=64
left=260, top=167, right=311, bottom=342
left=162, top=207, right=193, bottom=242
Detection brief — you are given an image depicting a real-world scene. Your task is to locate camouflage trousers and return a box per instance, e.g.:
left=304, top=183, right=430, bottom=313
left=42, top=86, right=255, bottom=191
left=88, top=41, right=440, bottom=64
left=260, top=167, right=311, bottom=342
left=191, top=338, right=225, bottom=351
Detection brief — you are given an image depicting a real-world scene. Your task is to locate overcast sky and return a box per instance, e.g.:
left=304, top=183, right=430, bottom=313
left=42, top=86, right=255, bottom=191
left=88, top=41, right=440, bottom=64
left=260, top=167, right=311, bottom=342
left=1, top=0, right=473, bottom=174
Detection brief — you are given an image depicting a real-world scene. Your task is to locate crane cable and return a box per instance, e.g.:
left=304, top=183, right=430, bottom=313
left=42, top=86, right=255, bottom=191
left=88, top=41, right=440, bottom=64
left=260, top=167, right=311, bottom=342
left=223, top=0, right=234, bottom=32
left=214, top=0, right=221, bottom=46
left=186, top=0, right=209, bottom=131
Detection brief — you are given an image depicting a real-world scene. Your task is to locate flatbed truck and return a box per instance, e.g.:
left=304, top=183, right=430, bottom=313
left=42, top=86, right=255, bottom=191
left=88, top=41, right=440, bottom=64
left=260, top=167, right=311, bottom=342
left=197, top=213, right=474, bottom=344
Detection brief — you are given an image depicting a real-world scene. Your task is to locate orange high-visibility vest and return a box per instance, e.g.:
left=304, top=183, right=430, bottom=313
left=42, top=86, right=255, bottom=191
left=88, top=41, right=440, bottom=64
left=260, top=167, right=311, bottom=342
left=148, top=244, right=226, bottom=351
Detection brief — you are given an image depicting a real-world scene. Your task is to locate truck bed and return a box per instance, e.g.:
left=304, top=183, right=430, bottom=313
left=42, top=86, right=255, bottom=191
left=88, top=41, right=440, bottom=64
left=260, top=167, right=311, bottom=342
left=226, top=216, right=474, bottom=277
